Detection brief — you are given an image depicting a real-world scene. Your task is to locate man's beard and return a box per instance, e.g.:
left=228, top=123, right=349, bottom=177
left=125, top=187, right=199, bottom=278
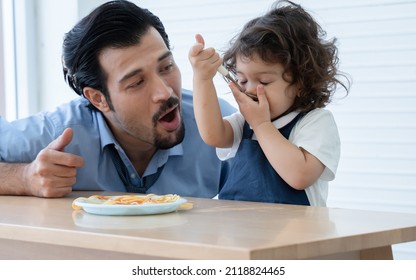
left=154, top=120, right=185, bottom=149
left=152, top=96, right=185, bottom=149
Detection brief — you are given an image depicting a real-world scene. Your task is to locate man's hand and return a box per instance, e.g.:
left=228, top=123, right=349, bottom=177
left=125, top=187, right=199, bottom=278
left=23, top=128, right=84, bottom=197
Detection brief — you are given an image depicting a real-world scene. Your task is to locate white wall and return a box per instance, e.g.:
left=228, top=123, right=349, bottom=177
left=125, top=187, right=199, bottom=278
left=5, top=0, right=416, bottom=259
left=311, top=0, right=416, bottom=259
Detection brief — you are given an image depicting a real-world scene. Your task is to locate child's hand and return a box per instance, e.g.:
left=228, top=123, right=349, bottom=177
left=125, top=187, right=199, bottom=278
left=230, top=83, right=271, bottom=130
left=188, top=34, right=223, bottom=81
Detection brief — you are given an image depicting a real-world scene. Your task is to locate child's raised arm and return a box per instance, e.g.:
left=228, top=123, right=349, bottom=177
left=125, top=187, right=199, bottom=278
left=188, top=34, right=234, bottom=148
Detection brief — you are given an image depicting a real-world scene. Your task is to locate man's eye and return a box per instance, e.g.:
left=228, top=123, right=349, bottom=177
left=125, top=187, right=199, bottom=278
left=128, top=80, right=144, bottom=89
left=161, top=62, right=174, bottom=73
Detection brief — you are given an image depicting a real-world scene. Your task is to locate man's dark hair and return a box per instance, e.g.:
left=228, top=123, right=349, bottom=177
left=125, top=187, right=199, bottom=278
left=62, top=0, right=170, bottom=107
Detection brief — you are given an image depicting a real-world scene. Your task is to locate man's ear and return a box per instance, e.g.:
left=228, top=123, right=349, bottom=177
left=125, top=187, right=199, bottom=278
left=83, top=87, right=110, bottom=112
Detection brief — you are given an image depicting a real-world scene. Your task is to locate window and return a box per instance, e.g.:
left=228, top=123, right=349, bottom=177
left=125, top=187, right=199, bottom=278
left=1, top=0, right=38, bottom=121
left=0, top=0, right=13, bottom=119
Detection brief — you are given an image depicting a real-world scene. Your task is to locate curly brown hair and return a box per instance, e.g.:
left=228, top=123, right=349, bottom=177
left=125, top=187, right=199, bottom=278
left=223, top=0, right=350, bottom=112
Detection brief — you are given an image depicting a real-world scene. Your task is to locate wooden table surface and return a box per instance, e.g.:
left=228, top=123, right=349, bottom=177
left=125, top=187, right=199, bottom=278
left=1, top=191, right=416, bottom=259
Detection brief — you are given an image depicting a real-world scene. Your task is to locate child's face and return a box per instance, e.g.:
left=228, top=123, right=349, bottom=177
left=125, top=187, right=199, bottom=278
left=236, top=53, right=297, bottom=119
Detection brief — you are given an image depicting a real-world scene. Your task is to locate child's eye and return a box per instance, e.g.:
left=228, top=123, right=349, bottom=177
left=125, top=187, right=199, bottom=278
left=260, top=81, right=270, bottom=86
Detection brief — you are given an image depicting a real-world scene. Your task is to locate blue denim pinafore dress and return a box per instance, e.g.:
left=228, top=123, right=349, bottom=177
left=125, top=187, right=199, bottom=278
left=218, top=113, right=310, bottom=205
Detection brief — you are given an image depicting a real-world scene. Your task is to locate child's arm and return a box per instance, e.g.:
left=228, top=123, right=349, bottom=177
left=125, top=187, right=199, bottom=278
left=231, top=83, right=325, bottom=190
left=188, top=34, right=234, bottom=148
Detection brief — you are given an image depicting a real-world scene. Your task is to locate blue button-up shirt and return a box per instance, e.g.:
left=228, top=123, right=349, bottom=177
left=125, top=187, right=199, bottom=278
left=0, top=89, right=235, bottom=198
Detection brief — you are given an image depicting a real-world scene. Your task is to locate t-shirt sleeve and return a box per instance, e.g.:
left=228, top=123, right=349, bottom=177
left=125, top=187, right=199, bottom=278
left=289, top=109, right=341, bottom=181
left=216, top=112, right=245, bottom=161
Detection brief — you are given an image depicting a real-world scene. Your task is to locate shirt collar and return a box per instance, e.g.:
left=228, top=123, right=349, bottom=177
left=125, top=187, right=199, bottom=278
left=96, top=112, right=117, bottom=150
left=272, top=111, right=300, bottom=129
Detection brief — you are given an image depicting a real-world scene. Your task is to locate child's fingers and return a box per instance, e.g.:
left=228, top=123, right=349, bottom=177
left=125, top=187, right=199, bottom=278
left=256, top=85, right=266, bottom=101
left=195, top=34, right=205, bottom=46
left=229, top=82, right=246, bottom=102
left=228, top=82, right=240, bottom=94
left=189, top=34, right=206, bottom=58
left=257, top=85, right=266, bottom=98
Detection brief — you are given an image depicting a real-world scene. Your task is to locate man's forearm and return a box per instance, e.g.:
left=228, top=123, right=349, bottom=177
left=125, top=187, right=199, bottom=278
left=0, top=162, right=29, bottom=195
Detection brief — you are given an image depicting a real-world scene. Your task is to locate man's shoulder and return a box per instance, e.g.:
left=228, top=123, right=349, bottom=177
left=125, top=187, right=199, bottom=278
left=50, top=97, right=95, bottom=121
left=180, top=89, right=194, bottom=110
left=43, top=97, right=100, bottom=134
left=65, top=96, right=93, bottom=112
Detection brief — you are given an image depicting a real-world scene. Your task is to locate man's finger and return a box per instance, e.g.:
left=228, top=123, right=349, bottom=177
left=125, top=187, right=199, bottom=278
left=47, top=128, right=73, bottom=151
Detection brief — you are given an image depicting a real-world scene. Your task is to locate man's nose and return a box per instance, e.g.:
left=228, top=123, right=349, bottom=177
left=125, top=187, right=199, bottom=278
left=151, top=76, right=172, bottom=102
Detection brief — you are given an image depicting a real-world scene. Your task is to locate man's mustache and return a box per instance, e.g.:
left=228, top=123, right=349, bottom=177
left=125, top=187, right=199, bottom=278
left=152, top=96, right=180, bottom=123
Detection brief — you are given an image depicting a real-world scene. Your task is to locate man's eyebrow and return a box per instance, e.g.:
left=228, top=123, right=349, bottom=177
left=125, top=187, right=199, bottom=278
left=118, top=51, right=173, bottom=84
left=158, top=50, right=172, bottom=62
left=119, top=69, right=142, bottom=84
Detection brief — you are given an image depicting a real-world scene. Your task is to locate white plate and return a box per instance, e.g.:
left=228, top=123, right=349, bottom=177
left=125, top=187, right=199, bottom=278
left=72, top=211, right=188, bottom=229
left=73, top=195, right=187, bottom=216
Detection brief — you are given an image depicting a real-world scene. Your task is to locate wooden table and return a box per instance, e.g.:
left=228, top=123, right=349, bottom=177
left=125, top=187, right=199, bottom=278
left=1, top=191, right=416, bottom=260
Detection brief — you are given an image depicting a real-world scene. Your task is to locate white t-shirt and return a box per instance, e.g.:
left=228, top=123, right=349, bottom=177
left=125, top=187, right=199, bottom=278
left=217, top=108, right=340, bottom=206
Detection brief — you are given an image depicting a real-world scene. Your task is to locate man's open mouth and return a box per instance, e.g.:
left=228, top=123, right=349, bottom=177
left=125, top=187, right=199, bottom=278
left=158, top=106, right=180, bottom=132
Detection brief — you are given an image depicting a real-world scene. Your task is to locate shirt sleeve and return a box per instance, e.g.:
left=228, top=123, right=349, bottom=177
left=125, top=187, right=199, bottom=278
left=0, top=113, right=59, bottom=162
left=216, top=112, right=245, bottom=161
left=289, top=109, right=341, bottom=181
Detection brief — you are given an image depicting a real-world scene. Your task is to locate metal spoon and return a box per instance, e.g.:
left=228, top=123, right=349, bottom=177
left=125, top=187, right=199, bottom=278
left=217, top=65, right=258, bottom=101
